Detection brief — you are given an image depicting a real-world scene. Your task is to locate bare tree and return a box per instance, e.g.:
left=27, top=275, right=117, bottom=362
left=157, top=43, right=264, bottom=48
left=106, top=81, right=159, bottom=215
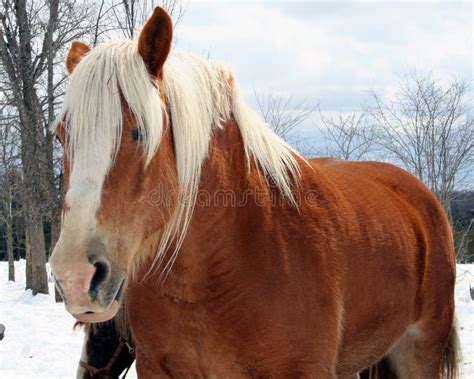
left=0, top=0, right=94, bottom=294
left=0, top=0, right=52, bottom=294
left=254, top=90, right=317, bottom=146
left=370, top=72, right=474, bottom=222
left=457, top=215, right=474, bottom=262
left=0, top=104, right=22, bottom=281
left=91, top=0, right=186, bottom=43
left=318, top=109, right=377, bottom=160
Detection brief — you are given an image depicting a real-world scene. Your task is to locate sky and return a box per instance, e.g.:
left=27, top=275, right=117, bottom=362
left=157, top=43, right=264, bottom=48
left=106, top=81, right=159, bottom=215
left=173, top=1, right=473, bottom=146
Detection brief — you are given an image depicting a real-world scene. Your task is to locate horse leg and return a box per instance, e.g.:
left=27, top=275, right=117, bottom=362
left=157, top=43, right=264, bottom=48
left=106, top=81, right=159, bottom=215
left=384, top=317, right=457, bottom=378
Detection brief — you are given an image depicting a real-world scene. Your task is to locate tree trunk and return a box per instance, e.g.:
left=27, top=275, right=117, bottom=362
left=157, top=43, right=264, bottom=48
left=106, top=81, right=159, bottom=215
left=20, top=112, right=49, bottom=295
left=25, top=227, right=32, bottom=290
left=20, top=111, right=49, bottom=295
left=23, top=199, right=48, bottom=294
left=0, top=0, right=51, bottom=295
left=6, top=221, right=15, bottom=282
left=27, top=207, right=49, bottom=295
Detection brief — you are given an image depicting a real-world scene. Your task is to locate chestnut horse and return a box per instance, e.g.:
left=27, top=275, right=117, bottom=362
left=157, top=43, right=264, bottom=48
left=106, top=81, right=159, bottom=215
left=50, top=7, right=459, bottom=378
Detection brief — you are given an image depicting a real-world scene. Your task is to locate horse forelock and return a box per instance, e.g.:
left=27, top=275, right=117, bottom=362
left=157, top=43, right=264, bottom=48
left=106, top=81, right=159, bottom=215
left=59, top=40, right=164, bottom=213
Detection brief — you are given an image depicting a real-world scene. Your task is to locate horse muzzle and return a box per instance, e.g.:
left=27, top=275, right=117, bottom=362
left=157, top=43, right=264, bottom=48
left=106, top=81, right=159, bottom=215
left=51, top=252, right=126, bottom=322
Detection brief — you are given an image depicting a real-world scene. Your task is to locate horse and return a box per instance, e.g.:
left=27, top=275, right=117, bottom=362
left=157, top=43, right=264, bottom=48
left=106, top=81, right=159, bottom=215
left=76, top=304, right=135, bottom=379
left=50, top=7, right=459, bottom=378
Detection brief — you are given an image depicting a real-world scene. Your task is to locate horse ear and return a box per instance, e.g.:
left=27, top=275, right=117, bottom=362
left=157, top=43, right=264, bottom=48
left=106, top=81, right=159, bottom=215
left=138, top=7, right=173, bottom=78
left=66, top=41, right=91, bottom=74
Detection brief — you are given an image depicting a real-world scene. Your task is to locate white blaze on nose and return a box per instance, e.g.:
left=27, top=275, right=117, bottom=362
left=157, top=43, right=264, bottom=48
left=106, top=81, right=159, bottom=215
left=50, top=159, right=110, bottom=309
left=53, top=177, right=105, bottom=265
left=58, top=120, right=116, bottom=253
left=56, top=40, right=167, bottom=247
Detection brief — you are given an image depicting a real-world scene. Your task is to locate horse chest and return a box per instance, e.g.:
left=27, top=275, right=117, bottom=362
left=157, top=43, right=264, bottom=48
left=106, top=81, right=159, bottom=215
left=128, top=292, right=250, bottom=377
left=127, top=266, right=339, bottom=378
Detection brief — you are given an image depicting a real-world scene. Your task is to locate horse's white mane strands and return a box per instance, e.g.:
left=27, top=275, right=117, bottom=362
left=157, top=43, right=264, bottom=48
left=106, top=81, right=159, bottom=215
left=59, top=41, right=163, bottom=214
left=58, top=40, right=301, bottom=275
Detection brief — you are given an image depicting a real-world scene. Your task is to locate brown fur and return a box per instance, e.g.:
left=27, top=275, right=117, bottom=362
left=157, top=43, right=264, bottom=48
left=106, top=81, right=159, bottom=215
left=119, top=120, right=457, bottom=378
left=137, top=7, right=173, bottom=78
left=66, top=41, right=91, bottom=74
left=58, top=7, right=459, bottom=378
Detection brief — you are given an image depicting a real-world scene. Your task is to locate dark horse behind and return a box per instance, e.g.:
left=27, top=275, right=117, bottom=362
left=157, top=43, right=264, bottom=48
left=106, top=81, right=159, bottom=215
left=76, top=305, right=134, bottom=379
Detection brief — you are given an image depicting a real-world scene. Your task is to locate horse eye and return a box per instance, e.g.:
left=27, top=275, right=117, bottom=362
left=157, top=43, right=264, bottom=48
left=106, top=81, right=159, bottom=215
left=131, top=129, right=143, bottom=142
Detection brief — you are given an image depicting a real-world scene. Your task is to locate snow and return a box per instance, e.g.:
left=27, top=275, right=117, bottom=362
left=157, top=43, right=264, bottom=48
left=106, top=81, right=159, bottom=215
left=0, top=260, right=473, bottom=378
left=457, top=265, right=474, bottom=378
left=0, top=260, right=135, bottom=379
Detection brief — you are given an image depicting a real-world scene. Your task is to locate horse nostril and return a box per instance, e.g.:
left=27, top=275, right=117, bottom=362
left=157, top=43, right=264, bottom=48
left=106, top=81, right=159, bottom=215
left=89, top=260, right=110, bottom=300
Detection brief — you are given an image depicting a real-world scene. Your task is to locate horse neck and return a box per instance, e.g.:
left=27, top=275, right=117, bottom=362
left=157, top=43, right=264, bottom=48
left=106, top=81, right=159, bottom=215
left=159, top=118, right=285, bottom=300
left=188, top=118, right=276, bottom=237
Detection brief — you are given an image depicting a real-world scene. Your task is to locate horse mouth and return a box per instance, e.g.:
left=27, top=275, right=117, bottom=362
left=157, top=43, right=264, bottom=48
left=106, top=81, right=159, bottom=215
left=73, top=300, right=121, bottom=323
left=73, top=279, right=125, bottom=323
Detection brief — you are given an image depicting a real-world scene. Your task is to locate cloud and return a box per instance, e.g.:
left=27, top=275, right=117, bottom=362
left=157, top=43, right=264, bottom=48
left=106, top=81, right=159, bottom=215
left=174, top=1, right=472, bottom=139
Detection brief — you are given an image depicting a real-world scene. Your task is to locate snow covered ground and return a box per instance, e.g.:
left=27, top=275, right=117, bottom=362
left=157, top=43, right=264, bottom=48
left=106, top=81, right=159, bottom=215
left=0, top=260, right=135, bottom=379
left=0, top=260, right=473, bottom=378
left=457, top=264, right=474, bottom=378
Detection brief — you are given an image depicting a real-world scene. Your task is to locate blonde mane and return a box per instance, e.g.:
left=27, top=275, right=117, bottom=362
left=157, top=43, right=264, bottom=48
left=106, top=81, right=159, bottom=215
left=58, top=40, right=301, bottom=275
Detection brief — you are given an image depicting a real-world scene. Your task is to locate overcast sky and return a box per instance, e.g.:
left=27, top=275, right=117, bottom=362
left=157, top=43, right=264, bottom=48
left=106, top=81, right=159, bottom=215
left=173, top=1, right=472, bottom=144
